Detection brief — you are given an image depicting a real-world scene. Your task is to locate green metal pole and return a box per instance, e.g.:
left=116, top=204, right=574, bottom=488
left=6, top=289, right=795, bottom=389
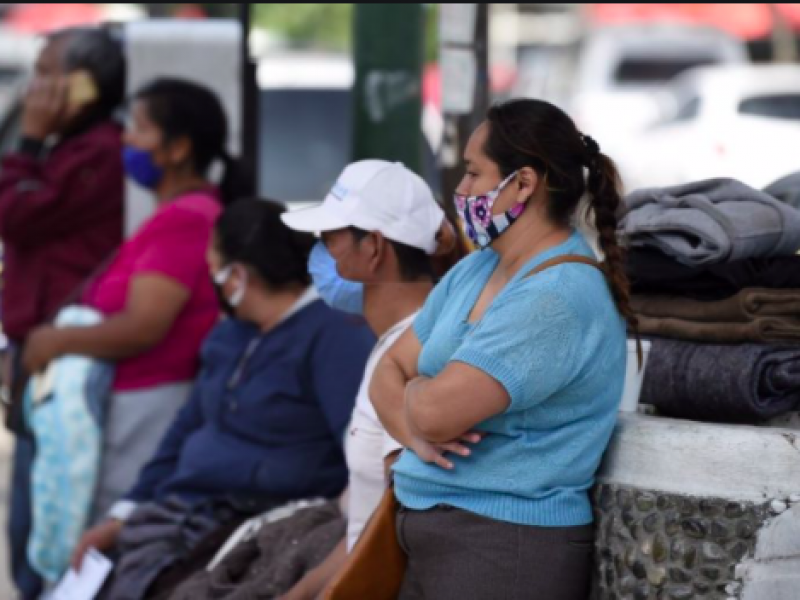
left=352, top=4, right=424, bottom=175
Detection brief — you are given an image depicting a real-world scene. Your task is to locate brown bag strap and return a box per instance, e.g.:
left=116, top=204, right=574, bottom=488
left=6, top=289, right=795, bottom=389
left=523, top=254, right=644, bottom=371
left=522, top=254, right=604, bottom=279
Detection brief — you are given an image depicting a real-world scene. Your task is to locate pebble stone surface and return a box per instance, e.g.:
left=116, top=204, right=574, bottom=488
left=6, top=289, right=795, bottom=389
left=591, top=485, right=771, bottom=600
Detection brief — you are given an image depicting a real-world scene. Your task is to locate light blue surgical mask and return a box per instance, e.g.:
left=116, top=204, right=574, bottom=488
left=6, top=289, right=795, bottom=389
left=309, top=242, right=364, bottom=315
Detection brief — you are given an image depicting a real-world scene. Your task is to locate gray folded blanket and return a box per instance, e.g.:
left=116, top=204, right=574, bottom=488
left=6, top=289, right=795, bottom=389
left=641, top=339, right=800, bottom=423
left=621, top=178, right=800, bottom=267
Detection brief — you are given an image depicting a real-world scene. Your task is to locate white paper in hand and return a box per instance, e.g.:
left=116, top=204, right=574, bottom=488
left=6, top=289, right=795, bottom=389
left=48, top=549, right=113, bottom=600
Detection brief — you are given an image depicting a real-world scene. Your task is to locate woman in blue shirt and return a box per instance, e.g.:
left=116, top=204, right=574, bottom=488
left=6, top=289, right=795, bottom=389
left=371, top=99, right=634, bottom=599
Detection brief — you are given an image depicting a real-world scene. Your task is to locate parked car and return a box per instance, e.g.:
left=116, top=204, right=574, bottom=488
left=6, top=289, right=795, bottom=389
left=258, top=51, right=443, bottom=210
left=569, top=24, right=747, bottom=147
left=619, top=65, right=800, bottom=191
left=257, top=52, right=354, bottom=210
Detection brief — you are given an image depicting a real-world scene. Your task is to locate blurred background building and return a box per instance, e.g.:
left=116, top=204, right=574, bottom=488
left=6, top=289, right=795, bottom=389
left=0, top=3, right=799, bottom=198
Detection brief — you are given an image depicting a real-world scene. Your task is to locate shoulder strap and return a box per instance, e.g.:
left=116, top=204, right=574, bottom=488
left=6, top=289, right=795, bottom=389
left=523, top=254, right=604, bottom=279
left=523, top=254, right=644, bottom=371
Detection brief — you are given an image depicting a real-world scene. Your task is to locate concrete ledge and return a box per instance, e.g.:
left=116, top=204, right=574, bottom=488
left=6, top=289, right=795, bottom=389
left=599, top=414, right=800, bottom=502
left=739, top=505, right=800, bottom=600
left=593, top=414, right=800, bottom=599
left=740, top=559, right=800, bottom=600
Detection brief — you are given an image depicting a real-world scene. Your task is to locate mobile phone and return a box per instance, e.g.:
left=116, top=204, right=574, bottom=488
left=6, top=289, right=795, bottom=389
left=68, top=70, right=99, bottom=108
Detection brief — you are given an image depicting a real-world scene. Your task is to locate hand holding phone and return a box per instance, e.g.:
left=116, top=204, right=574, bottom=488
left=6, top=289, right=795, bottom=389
left=22, top=70, right=99, bottom=139
left=22, top=76, right=68, bottom=139
left=68, top=70, right=99, bottom=108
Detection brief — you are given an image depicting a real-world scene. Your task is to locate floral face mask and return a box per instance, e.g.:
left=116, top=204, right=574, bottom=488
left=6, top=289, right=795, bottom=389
left=454, top=171, right=522, bottom=249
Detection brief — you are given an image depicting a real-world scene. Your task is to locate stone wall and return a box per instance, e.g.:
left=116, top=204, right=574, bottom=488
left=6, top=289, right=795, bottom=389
left=592, top=486, right=769, bottom=599
left=591, top=414, right=800, bottom=600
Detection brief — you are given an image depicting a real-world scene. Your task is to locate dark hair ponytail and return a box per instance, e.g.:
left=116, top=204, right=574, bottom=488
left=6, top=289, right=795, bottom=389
left=135, top=78, right=241, bottom=205
left=217, top=149, right=245, bottom=207
left=583, top=147, right=638, bottom=335
left=484, top=99, right=637, bottom=335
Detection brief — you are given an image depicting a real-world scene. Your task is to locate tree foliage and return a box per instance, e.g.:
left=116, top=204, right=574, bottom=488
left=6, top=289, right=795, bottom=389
left=142, top=4, right=437, bottom=59
left=252, top=3, right=353, bottom=51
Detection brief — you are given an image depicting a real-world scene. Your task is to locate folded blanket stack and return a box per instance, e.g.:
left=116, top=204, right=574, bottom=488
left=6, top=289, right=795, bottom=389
left=619, top=178, right=800, bottom=423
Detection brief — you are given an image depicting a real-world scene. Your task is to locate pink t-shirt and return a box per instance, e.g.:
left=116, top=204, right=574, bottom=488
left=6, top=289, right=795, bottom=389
left=85, top=191, right=222, bottom=391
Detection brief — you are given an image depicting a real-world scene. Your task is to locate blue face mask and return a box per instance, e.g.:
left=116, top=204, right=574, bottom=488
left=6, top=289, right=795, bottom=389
left=123, top=146, right=164, bottom=190
left=308, top=241, right=364, bottom=315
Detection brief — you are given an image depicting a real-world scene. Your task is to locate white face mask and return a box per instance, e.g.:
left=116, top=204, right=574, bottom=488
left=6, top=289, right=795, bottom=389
left=214, top=264, right=248, bottom=311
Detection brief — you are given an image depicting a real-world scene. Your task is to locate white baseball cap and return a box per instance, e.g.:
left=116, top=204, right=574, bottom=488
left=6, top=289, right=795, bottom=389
left=281, top=160, right=445, bottom=255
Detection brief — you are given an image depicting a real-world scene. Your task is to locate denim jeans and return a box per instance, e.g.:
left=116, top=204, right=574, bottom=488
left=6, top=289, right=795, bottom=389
left=9, top=432, right=43, bottom=599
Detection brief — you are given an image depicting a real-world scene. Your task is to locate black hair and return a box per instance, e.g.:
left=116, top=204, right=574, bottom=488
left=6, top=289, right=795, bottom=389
left=215, top=198, right=315, bottom=289
left=48, top=26, right=125, bottom=118
left=134, top=78, right=241, bottom=204
left=484, top=98, right=637, bottom=332
left=349, top=227, right=435, bottom=282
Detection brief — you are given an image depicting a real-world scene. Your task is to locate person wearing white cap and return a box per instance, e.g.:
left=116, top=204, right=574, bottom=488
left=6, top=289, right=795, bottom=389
left=279, top=159, right=465, bottom=599
left=282, top=160, right=446, bottom=253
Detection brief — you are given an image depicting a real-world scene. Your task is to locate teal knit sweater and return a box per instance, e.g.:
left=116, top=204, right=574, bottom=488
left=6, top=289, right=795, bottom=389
left=393, top=231, right=626, bottom=527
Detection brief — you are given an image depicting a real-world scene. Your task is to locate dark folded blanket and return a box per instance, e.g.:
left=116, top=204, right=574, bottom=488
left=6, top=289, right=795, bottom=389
left=99, top=496, right=271, bottom=600
left=100, top=497, right=231, bottom=600
left=641, top=339, right=800, bottom=423
left=169, top=501, right=344, bottom=600
left=627, top=249, right=800, bottom=301
left=632, top=289, right=800, bottom=343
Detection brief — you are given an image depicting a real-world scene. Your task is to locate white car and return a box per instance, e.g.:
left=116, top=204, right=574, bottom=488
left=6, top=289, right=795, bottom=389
left=620, top=65, right=800, bottom=191
left=569, top=24, right=747, bottom=157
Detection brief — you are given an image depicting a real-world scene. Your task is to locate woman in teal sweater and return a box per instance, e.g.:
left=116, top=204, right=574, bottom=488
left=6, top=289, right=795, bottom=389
left=371, top=99, right=635, bottom=599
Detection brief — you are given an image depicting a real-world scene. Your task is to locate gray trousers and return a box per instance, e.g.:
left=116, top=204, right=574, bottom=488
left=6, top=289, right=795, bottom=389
left=396, top=505, right=594, bottom=600
left=90, top=382, right=192, bottom=523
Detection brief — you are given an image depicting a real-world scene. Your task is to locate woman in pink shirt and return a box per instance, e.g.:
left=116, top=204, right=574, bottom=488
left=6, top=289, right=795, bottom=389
left=23, top=78, right=237, bottom=519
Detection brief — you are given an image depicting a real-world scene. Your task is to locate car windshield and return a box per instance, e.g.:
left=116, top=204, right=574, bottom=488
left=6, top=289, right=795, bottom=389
left=257, top=87, right=441, bottom=206
left=614, top=57, right=717, bottom=86
left=258, top=88, right=352, bottom=204
left=739, top=94, right=800, bottom=121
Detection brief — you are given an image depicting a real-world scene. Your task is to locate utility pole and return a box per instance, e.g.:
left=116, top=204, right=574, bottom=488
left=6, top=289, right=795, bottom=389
left=352, top=4, right=424, bottom=175
left=439, top=4, right=489, bottom=208
left=238, top=3, right=259, bottom=196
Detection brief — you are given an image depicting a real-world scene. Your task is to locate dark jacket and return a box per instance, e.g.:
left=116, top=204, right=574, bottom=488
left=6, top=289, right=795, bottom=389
left=0, top=121, right=124, bottom=342
left=127, top=300, right=375, bottom=505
